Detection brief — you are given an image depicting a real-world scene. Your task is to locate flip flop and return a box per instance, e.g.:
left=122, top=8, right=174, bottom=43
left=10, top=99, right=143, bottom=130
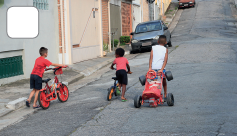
left=121, top=98, right=127, bottom=102
left=26, top=101, right=30, bottom=107
left=33, top=105, right=41, bottom=109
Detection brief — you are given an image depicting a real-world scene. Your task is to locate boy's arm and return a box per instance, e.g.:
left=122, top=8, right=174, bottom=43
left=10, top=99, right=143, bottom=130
left=51, top=63, right=67, bottom=67
left=149, top=49, right=153, bottom=71
left=159, top=49, right=168, bottom=72
left=126, top=64, right=132, bottom=74
left=110, top=63, right=115, bottom=70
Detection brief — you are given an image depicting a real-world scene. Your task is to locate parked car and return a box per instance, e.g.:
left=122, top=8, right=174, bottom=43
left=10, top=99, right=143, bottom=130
left=130, top=20, right=172, bottom=52
left=179, top=0, right=196, bottom=8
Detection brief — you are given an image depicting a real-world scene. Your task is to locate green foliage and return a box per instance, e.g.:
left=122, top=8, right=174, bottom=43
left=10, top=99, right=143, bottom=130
left=120, top=36, right=130, bottom=44
left=103, top=42, right=108, bottom=51
left=111, top=39, right=119, bottom=48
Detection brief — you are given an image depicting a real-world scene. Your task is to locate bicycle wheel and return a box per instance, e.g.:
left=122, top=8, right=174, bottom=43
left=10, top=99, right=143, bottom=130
left=38, top=91, right=50, bottom=109
left=57, top=84, right=69, bottom=102
left=107, top=87, right=114, bottom=101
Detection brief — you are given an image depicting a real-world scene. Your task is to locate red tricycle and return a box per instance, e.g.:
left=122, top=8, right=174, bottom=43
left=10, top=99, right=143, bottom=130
left=38, top=66, right=69, bottom=109
left=134, top=70, right=174, bottom=108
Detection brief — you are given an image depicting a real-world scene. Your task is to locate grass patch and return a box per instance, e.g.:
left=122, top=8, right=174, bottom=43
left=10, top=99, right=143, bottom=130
left=175, top=7, right=178, bottom=10
left=175, top=45, right=179, bottom=49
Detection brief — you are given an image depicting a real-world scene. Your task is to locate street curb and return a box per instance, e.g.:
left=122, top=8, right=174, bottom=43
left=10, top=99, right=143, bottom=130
left=0, top=108, right=13, bottom=117
left=6, top=97, right=27, bottom=110
left=80, top=58, right=115, bottom=76
left=167, top=8, right=179, bottom=28
left=65, top=74, right=84, bottom=85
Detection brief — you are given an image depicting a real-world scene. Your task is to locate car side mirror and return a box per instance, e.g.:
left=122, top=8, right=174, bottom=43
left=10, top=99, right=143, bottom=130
left=164, top=27, right=168, bottom=30
left=130, top=32, right=134, bottom=35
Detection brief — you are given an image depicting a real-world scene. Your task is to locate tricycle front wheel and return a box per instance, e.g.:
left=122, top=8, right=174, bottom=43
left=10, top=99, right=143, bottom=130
left=38, top=91, right=50, bottom=109
left=134, top=95, right=142, bottom=108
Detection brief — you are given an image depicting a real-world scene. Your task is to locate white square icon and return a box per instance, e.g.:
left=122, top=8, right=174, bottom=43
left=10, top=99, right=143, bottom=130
left=7, top=7, right=39, bottom=38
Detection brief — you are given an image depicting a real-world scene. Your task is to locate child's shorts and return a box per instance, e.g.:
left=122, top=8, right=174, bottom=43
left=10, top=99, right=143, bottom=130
left=116, top=70, right=128, bottom=85
left=30, top=74, right=42, bottom=90
left=153, top=69, right=166, bottom=80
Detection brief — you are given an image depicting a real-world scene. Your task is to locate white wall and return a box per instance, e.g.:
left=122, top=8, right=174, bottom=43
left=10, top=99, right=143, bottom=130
left=0, top=0, right=59, bottom=84
left=69, top=0, right=103, bottom=63
left=132, top=4, right=141, bottom=31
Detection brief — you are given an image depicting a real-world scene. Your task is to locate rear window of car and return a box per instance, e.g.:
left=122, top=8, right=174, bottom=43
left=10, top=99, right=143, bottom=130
left=135, top=22, right=162, bottom=33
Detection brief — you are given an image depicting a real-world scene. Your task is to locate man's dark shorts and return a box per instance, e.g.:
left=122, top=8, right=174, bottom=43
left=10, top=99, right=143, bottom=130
left=116, top=70, right=128, bottom=85
left=30, top=74, right=42, bottom=90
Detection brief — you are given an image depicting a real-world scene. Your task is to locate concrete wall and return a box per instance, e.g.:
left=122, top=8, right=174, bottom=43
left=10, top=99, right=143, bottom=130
left=0, top=0, right=59, bottom=84
left=69, top=0, right=103, bottom=63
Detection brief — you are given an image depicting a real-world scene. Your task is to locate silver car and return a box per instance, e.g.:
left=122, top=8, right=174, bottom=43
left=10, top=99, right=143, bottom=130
left=130, top=20, right=172, bottom=52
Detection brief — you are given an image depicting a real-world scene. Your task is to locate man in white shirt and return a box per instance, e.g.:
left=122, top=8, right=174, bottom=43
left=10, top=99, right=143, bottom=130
left=149, top=35, right=168, bottom=101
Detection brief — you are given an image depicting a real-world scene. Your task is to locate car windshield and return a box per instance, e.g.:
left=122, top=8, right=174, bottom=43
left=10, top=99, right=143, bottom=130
left=135, top=22, right=162, bottom=33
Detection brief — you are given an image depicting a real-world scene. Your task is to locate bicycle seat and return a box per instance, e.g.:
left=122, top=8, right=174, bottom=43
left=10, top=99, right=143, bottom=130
left=112, top=77, right=117, bottom=80
left=42, top=78, right=51, bottom=83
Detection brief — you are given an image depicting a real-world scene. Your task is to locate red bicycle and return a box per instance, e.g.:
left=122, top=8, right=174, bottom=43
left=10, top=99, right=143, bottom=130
left=38, top=66, right=69, bottom=109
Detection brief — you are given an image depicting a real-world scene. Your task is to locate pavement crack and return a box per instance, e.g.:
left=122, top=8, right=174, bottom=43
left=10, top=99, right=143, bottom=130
left=216, top=122, right=225, bottom=136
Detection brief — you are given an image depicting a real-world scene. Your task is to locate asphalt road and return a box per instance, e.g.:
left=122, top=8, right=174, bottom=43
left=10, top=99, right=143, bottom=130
left=1, top=0, right=237, bottom=135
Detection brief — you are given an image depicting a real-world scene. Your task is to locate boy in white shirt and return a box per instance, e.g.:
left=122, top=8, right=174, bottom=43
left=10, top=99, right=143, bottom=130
left=149, top=35, right=168, bottom=101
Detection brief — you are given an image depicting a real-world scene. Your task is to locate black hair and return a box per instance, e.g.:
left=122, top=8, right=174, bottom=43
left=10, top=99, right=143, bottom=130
left=115, top=48, right=125, bottom=57
left=39, top=47, right=48, bottom=56
left=158, top=35, right=167, bottom=45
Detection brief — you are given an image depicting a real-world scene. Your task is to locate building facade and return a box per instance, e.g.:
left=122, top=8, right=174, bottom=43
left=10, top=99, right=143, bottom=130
left=0, top=0, right=59, bottom=85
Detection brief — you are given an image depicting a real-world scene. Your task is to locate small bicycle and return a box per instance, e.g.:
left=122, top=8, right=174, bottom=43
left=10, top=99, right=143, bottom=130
left=107, top=68, right=121, bottom=101
left=107, top=77, right=120, bottom=101
left=38, top=66, right=69, bottom=109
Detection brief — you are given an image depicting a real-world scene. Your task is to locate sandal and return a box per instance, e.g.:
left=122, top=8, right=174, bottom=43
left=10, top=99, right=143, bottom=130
left=121, top=98, right=127, bottom=102
left=26, top=100, right=30, bottom=107
left=33, top=105, right=41, bottom=109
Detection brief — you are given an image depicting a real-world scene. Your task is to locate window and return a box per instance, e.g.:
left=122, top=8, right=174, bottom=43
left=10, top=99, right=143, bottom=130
left=33, top=0, right=49, bottom=10
left=135, top=22, right=162, bottom=33
left=0, top=56, right=24, bottom=79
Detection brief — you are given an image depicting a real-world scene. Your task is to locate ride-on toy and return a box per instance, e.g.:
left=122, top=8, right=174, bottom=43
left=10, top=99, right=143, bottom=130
left=134, top=70, right=174, bottom=108
left=38, top=66, right=69, bottom=109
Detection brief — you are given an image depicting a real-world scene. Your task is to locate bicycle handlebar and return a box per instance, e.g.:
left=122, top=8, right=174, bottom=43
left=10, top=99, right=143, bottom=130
left=45, top=66, right=68, bottom=71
